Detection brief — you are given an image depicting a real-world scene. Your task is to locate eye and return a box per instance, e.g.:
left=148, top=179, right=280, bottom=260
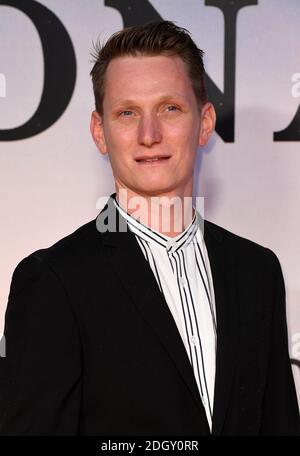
left=119, top=110, right=134, bottom=117
left=165, top=105, right=179, bottom=112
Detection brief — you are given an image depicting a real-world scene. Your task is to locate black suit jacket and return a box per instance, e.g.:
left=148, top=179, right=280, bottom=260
left=0, top=194, right=299, bottom=435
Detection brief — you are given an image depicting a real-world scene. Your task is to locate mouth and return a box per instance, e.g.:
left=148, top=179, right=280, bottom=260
left=135, top=155, right=171, bottom=165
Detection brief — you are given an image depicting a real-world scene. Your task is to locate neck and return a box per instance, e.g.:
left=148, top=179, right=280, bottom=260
left=116, top=187, right=195, bottom=238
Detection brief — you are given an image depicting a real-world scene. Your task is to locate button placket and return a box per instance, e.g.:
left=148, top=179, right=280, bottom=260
left=166, top=239, right=177, bottom=254
left=179, top=276, right=186, bottom=286
left=190, top=335, right=198, bottom=346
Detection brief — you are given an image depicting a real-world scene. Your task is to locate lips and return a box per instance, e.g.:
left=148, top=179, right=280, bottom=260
left=135, top=155, right=171, bottom=163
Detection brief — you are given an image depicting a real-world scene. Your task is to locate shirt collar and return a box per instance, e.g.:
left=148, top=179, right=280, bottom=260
left=113, top=194, right=201, bottom=254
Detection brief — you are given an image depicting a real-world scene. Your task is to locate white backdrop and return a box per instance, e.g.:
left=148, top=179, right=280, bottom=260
left=0, top=0, right=299, bottom=403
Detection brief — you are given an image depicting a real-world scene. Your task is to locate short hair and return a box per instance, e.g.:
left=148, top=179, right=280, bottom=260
left=90, top=20, right=207, bottom=114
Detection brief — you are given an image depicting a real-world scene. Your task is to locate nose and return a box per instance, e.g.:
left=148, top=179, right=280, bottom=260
left=137, top=114, right=162, bottom=147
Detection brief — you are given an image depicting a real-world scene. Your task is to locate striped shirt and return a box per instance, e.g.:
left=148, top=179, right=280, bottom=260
left=113, top=196, right=217, bottom=431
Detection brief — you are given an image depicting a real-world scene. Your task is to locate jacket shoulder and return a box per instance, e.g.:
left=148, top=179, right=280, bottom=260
left=204, top=219, right=281, bottom=271
left=12, top=218, right=100, bottom=283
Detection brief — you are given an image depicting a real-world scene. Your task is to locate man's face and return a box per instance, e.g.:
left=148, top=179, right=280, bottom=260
left=91, top=54, right=215, bottom=198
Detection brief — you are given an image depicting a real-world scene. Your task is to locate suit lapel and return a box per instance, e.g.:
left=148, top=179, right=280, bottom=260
left=204, top=222, right=239, bottom=435
left=96, top=196, right=210, bottom=432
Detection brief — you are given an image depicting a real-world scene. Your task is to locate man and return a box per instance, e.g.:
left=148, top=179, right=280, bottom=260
left=0, top=21, right=299, bottom=435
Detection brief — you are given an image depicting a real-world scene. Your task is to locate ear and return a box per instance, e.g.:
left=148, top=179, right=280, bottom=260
left=90, top=110, right=107, bottom=155
left=198, top=102, right=216, bottom=147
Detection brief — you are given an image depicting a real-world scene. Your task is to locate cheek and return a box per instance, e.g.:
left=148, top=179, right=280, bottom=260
left=107, top=144, right=133, bottom=174
left=169, top=120, right=200, bottom=146
left=107, top=123, right=136, bottom=145
left=174, top=132, right=198, bottom=169
left=174, top=131, right=199, bottom=158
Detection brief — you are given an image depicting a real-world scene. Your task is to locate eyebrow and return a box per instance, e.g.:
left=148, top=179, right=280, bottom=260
left=111, top=94, right=187, bottom=108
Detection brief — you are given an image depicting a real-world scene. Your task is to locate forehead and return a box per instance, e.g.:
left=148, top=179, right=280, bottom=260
left=103, top=54, right=196, bottom=106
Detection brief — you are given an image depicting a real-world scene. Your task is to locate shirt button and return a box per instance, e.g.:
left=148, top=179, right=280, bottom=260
left=202, top=397, right=207, bottom=407
left=190, top=335, right=198, bottom=345
left=179, top=277, right=186, bottom=286
left=166, top=240, right=173, bottom=249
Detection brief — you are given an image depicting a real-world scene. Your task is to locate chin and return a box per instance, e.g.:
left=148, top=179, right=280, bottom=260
left=135, top=184, right=177, bottom=197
